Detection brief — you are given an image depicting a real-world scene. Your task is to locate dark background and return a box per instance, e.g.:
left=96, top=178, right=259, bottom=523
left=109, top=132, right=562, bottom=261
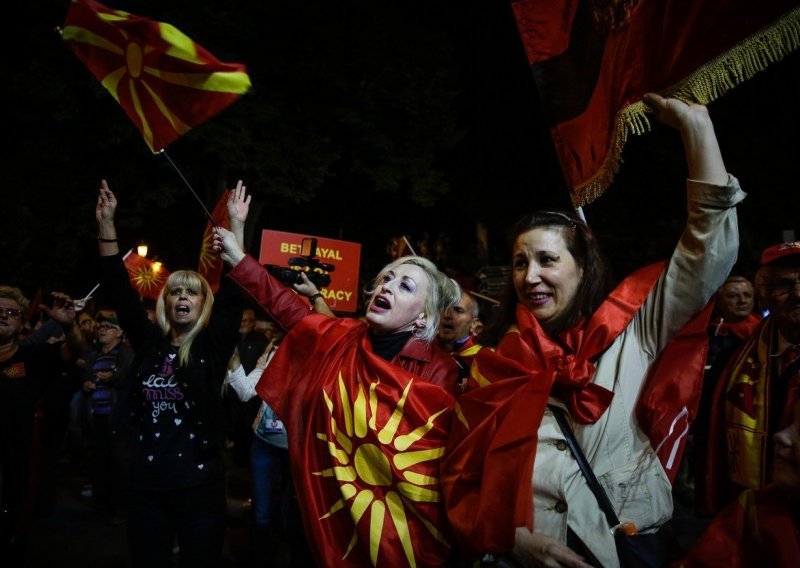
left=4, top=0, right=799, bottom=308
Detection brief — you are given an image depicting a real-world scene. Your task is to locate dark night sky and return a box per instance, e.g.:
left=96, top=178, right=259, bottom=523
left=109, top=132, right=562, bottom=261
left=4, top=1, right=799, bottom=308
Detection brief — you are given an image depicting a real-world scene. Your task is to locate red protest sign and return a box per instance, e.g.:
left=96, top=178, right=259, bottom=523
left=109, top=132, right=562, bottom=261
left=259, top=230, right=361, bottom=313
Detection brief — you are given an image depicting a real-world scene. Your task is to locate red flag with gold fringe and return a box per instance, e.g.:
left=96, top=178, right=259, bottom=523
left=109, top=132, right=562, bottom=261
left=198, top=191, right=229, bottom=293
left=511, top=0, right=800, bottom=206
left=123, top=252, right=170, bottom=300
left=61, top=0, right=251, bottom=153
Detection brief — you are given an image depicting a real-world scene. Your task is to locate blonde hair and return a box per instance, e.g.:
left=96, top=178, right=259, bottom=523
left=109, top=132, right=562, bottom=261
left=0, top=286, right=30, bottom=324
left=155, top=271, right=214, bottom=366
left=365, top=256, right=461, bottom=343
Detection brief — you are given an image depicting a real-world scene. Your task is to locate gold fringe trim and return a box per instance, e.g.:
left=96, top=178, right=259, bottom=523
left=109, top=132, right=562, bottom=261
left=573, top=5, right=800, bottom=207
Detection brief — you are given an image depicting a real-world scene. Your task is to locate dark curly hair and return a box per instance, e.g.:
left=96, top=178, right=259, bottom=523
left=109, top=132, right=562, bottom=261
left=480, top=211, right=613, bottom=345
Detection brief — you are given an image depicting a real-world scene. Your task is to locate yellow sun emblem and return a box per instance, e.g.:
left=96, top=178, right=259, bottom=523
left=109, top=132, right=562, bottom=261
left=315, top=370, right=449, bottom=567
left=130, top=266, right=164, bottom=292
left=198, top=231, right=217, bottom=271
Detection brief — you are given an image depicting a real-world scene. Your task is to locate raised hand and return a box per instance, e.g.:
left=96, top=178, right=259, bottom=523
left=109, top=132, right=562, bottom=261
left=643, top=93, right=710, bottom=133
left=41, top=291, right=78, bottom=329
left=96, top=179, right=118, bottom=225
left=227, top=180, right=251, bottom=226
left=213, top=226, right=246, bottom=267
left=643, top=92, right=727, bottom=185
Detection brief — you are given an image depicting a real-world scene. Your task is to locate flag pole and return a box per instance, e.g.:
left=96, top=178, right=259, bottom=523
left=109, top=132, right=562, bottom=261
left=467, top=290, right=501, bottom=306
left=160, top=149, right=218, bottom=228
left=76, top=249, right=135, bottom=310
left=402, top=235, right=418, bottom=256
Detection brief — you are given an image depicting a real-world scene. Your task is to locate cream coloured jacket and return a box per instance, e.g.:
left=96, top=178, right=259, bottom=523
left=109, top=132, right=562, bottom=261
left=530, top=176, right=745, bottom=568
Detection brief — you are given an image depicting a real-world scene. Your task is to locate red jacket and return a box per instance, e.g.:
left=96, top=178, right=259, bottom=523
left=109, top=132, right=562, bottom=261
left=228, top=254, right=459, bottom=392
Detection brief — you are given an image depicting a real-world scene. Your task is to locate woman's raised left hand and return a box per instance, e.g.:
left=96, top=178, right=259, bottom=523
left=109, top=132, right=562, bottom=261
left=227, top=179, right=251, bottom=225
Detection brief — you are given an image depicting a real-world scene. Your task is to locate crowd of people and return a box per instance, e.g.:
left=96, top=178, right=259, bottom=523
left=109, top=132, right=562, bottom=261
left=1, top=94, right=798, bottom=568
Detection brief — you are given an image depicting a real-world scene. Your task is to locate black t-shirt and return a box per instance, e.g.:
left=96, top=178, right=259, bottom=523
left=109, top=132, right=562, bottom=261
left=131, top=346, right=221, bottom=490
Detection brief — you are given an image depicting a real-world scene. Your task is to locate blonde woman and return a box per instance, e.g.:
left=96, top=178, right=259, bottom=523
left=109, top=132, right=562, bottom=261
left=95, top=180, right=246, bottom=568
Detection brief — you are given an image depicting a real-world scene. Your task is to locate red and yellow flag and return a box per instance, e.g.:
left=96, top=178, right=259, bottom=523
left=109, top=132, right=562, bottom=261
left=61, top=0, right=251, bottom=153
left=258, top=315, right=456, bottom=567
left=198, top=191, right=229, bottom=293
left=511, top=1, right=800, bottom=206
left=123, top=252, right=170, bottom=300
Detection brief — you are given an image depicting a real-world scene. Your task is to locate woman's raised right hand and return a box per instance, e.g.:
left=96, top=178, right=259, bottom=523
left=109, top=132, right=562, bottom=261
left=96, top=179, right=117, bottom=225
left=213, top=226, right=246, bottom=267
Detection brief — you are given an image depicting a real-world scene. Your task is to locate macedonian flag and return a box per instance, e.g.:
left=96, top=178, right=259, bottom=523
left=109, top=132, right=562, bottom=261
left=198, top=190, right=229, bottom=294
left=511, top=0, right=800, bottom=205
left=61, top=0, right=251, bottom=153
left=123, top=252, right=170, bottom=300
left=257, top=314, right=456, bottom=567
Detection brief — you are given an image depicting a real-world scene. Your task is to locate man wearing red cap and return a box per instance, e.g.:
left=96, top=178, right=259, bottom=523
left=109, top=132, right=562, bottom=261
left=702, top=242, right=800, bottom=515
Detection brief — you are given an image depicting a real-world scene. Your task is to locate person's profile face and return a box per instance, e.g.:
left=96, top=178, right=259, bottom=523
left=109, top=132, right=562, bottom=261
left=512, top=227, right=582, bottom=328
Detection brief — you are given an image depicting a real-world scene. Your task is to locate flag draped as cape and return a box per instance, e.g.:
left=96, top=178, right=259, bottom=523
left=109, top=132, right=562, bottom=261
left=256, top=314, right=456, bottom=567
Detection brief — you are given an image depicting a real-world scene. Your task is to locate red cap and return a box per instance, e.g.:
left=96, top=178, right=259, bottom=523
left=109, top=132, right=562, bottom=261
left=760, top=241, right=800, bottom=267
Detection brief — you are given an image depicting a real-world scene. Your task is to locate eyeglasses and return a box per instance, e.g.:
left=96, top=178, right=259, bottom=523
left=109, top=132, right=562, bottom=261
left=0, top=308, right=23, bottom=319
left=97, top=323, right=118, bottom=331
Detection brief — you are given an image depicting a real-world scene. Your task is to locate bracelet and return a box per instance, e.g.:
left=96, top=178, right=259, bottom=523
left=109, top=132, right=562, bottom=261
left=308, top=293, right=323, bottom=304
left=97, top=236, right=118, bottom=242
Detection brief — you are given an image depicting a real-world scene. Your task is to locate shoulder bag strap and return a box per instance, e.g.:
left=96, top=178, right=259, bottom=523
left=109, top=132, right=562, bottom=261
left=549, top=404, right=620, bottom=530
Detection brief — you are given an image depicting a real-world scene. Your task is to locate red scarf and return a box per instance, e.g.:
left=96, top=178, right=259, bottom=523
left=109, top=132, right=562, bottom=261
left=710, top=312, right=762, bottom=340
left=443, top=262, right=664, bottom=557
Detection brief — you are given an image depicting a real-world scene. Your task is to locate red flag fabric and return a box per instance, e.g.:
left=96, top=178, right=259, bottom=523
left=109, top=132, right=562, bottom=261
left=511, top=1, right=800, bottom=205
left=61, top=0, right=251, bottom=153
left=679, top=486, right=800, bottom=568
left=123, top=252, right=170, bottom=300
left=257, top=314, right=455, bottom=567
left=635, top=300, right=715, bottom=483
left=198, top=191, right=229, bottom=293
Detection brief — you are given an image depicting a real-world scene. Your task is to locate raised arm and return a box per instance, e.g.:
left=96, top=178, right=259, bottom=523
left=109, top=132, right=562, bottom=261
left=214, top=227, right=313, bottom=330
left=227, top=179, right=251, bottom=250
left=633, top=94, right=745, bottom=359
left=94, top=180, right=152, bottom=348
left=40, top=291, right=85, bottom=361
left=96, top=179, right=120, bottom=257
left=643, top=93, right=727, bottom=184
